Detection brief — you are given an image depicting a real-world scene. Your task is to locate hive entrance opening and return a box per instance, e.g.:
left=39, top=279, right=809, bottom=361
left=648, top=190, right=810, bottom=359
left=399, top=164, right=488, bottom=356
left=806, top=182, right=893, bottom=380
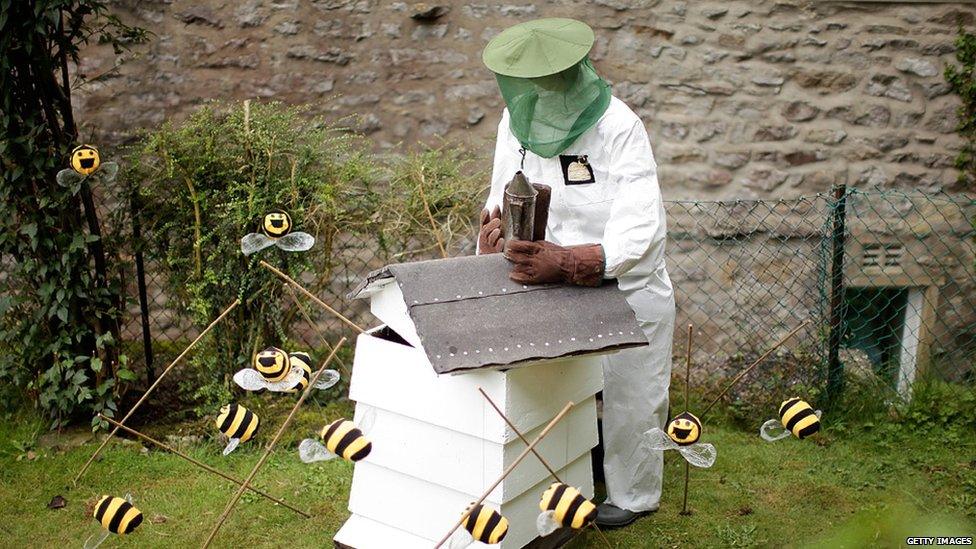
left=372, top=325, right=413, bottom=348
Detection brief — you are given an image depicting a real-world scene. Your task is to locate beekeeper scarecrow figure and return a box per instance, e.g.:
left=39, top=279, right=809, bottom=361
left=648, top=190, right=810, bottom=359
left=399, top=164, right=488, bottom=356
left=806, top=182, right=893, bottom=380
left=478, top=18, right=676, bottom=528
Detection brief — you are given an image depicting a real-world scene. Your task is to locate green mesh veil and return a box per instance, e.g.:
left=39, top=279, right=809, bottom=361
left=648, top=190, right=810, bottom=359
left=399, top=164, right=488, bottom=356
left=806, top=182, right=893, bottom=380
left=495, top=57, right=611, bottom=159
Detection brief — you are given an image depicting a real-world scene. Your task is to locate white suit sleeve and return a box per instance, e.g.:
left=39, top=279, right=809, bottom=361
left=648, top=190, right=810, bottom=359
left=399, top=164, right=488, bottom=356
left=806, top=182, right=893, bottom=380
left=485, top=109, right=520, bottom=213
left=601, top=119, right=664, bottom=278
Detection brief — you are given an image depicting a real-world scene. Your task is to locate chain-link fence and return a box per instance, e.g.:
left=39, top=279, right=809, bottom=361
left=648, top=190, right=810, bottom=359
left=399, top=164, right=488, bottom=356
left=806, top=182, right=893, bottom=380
left=118, top=188, right=975, bottom=410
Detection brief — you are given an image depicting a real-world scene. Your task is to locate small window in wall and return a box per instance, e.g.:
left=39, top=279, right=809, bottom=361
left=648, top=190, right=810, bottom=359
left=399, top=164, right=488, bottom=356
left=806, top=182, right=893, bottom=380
left=840, top=285, right=934, bottom=399
left=841, top=287, right=909, bottom=384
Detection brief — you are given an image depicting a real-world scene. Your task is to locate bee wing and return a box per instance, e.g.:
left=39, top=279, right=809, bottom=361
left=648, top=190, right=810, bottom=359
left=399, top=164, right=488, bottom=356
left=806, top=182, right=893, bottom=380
left=223, top=438, right=241, bottom=456
left=642, top=427, right=680, bottom=451
left=241, top=233, right=275, bottom=255
left=298, top=438, right=338, bottom=463
left=678, top=443, right=717, bottom=468
left=232, top=368, right=268, bottom=391
left=447, top=529, right=475, bottom=549
left=355, top=404, right=377, bottom=435
left=536, top=510, right=561, bottom=537
left=56, top=168, right=83, bottom=188
left=759, top=419, right=792, bottom=442
left=233, top=368, right=304, bottom=393
left=815, top=409, right=823, bottom=419
left=275, top=232, right=315, bottom=252
left=124, top=493, right=134, bottom=504
left=97, top=162, right=119, bottom=183
left=83, top=530, right=111, bottom=549
left=312, top=369, right=341, bottom=390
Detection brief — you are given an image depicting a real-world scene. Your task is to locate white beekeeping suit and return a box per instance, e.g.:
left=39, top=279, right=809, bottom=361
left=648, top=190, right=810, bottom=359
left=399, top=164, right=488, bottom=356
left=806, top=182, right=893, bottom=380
left=478, top=17, right=675, bottom=524
left=482, top=97, right=675, bottom=515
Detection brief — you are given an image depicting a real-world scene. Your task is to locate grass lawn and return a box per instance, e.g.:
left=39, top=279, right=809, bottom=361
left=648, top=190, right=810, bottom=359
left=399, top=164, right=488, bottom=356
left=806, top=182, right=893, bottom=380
left=1, top=396, right=974, bottom=548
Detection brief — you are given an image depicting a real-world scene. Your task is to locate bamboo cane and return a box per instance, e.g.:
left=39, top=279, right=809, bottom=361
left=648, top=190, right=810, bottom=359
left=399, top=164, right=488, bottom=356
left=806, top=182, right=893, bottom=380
left=432, top=401, right=575, bottom=549
left=201, top=337, right=347, bottom=548
left=259, top=260, right=364, bottom=334
left=700, top=320, right=811, bottom=418
left=282, top=283, right=350, bottom=378
left=74, top=299, right=241, bottom=485
left=97, top=414, right=310, bottom=518
left=681, top=324, right=693, bottom=516
left=478, top=389, right=612, bottom=548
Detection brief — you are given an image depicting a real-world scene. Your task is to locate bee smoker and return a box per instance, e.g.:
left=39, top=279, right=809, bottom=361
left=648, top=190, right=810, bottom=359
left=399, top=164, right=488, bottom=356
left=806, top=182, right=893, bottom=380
left=502, top=171, right=538, bottom=255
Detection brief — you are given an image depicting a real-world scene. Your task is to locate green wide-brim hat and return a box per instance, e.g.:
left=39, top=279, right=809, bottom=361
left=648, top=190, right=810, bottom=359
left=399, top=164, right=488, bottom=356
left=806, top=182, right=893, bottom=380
left=482, top=18, right=595, bottom=78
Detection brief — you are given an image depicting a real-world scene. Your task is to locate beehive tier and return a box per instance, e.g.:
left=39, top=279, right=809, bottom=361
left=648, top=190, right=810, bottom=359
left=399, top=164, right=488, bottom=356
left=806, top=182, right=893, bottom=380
left=332, top=329, right=605, bottom=549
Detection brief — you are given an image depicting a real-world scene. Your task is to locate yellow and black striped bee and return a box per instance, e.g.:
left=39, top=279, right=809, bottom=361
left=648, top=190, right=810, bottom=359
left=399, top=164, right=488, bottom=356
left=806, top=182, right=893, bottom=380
left=536, top=482, right=597, bottom=536
left=644, top=412, right=716, bottom=468
left=216, top=403, right=260, bottom=455
left=448, top=502, right=509, bottom=548
left=85, top=494, right=142, bottom=548
left=57, top=144, right=118, bottom=189
left=760, top=397, right=822, bottom=441
left=320, top=419, right=372, bottom=461
left=285, top=352, right=312, bottom=393
left=299, top=409, right=375, bottom=464
left=234, top=348, right=339, bottom=394
left=240, top=209, right=314, bottom=255
left=71, top=144, right=101, bottom=175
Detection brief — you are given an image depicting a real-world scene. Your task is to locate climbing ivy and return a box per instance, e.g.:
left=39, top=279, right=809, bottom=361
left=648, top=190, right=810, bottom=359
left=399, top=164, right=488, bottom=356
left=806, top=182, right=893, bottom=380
left=945, top=26, right=976, bottom=187
left=0, top=1, right=147, bottom=427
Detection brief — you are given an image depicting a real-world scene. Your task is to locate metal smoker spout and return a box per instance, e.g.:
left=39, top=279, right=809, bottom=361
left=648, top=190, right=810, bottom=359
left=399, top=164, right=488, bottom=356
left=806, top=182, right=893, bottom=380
left=502, top=171, right=538, bottom=251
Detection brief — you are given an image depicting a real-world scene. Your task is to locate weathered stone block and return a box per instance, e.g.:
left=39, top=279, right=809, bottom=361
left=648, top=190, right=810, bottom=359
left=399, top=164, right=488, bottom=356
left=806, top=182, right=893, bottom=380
left=783, top=101, right=820, bottom=122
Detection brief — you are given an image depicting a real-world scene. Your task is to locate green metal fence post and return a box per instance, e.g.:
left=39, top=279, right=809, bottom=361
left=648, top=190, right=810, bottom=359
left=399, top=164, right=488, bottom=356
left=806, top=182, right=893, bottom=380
left=826, top=183, right=848, bottom=409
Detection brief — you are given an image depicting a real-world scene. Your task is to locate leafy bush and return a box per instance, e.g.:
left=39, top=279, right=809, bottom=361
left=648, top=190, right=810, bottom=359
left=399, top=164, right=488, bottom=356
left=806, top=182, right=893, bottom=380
left=124, top=100, right=381, bottom=408
left=377, top=144, right=486, bottom=260
left=124, top=101, right=485, bottom=413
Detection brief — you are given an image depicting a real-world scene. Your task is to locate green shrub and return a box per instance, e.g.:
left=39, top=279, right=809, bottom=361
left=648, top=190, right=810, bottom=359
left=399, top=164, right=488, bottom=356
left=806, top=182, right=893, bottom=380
left=377, top=144, right=486, bottom=260
left=124, top=101, right=485, bottom=414
left=124, top=100, right=380, bottom=409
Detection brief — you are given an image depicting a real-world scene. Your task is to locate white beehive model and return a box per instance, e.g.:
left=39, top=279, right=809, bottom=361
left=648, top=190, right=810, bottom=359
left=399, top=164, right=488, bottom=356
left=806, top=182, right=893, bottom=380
left=334, top=255, right=647, bottom=549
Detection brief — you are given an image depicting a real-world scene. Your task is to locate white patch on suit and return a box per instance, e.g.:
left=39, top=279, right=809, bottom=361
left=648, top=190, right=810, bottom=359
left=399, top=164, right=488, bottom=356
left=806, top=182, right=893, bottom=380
left=484, top=96, right=675, bottom=512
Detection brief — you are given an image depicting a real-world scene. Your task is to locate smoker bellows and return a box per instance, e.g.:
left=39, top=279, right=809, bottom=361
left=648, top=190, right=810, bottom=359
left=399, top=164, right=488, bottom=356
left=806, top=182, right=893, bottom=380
left=335, top=254, right=646, bottom=549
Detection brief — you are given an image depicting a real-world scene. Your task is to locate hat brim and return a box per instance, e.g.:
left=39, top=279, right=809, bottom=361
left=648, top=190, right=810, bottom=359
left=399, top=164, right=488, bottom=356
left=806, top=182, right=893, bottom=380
left=483, top=18, right=595, bottom=78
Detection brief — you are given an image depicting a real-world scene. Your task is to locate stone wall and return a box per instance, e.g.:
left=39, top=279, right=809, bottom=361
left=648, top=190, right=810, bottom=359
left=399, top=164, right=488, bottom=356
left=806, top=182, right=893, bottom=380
left=87, top=1, right=974, bottom=384
left=76, top=0, right=975, bottom=200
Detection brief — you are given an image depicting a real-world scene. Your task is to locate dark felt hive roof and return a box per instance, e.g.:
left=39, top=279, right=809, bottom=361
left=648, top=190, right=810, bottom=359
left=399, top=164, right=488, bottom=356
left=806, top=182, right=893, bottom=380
left=349, top=254, right=647, bottom=375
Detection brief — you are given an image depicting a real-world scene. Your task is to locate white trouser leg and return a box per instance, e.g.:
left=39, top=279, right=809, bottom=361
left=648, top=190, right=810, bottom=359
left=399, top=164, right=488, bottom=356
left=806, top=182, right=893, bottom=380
left=601, top=281, right=675, bottom=512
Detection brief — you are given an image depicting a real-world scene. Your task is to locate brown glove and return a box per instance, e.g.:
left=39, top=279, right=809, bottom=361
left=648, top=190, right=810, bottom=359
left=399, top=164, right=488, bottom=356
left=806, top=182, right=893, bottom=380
left=506, top=240, right=605, bottom=287
left=478, top=206, right=504, bottom=254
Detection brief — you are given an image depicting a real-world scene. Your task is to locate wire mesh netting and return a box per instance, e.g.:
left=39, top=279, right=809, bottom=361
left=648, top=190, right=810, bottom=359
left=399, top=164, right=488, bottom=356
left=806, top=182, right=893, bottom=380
left=118, top=189, right=975, bottom=408
left=835, top=189, right=976, bottom=401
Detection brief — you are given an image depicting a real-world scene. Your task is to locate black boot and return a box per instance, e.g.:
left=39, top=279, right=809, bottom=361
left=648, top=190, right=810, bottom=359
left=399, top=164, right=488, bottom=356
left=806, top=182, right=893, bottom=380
left=595, top=503, right=651, bottom=528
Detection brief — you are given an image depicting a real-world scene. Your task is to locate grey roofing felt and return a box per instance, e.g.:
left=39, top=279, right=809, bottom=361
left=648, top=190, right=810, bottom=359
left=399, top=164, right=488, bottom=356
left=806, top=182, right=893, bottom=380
left=349, top=254, right=648, bottom=374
